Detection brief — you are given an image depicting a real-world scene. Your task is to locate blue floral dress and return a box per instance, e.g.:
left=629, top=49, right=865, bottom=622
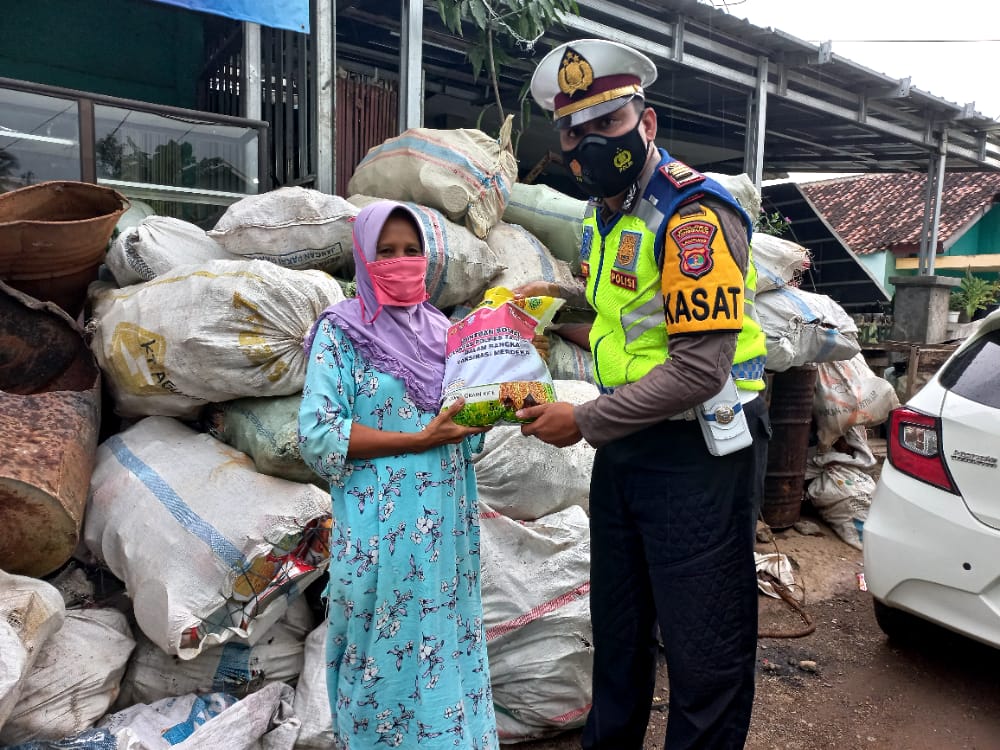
left=298, top=320, right=498, bottom=750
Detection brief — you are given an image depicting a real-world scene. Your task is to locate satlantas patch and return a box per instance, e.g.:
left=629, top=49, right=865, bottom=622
left=671, top=220, right=716, bottom=279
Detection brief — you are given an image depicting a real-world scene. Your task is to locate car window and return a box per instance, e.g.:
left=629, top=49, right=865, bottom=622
left=938, top=329, right=1000, bottom=408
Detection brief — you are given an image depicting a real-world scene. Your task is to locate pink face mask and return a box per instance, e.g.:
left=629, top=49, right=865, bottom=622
left=366, top=256, right=429, bottom=308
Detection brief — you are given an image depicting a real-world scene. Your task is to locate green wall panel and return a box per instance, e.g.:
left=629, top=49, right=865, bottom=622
left=0, top=0, right=206, bottom=107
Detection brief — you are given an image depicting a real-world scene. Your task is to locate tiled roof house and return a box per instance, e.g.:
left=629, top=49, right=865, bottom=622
left=799, top=172, right=1000, bottom=293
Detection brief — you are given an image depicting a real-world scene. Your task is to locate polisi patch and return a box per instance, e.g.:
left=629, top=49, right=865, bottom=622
left=610, top=269, right=637, bottom=290
left=660, top=160, right=705, bottom=189
left=671, top=220, right=716, bottom=279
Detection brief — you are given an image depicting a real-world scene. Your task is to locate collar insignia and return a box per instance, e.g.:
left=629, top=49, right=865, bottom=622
left=558, top=48, right=594, bottom=97
left=660, top=160, right=706, bottom=189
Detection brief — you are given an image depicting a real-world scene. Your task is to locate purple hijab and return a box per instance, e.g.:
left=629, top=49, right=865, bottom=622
left=304, top=201, right=449, bottom=412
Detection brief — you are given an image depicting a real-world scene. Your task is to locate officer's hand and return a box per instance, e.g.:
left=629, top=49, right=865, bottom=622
left=512, top=281, right=557, bottom=300
left=517, top=402, right=582, bottom=447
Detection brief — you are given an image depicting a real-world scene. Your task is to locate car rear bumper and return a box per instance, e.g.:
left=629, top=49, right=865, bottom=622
left=864, top=463, right=1000, bottom=648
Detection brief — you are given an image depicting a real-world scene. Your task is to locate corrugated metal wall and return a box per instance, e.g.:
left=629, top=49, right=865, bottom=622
left=262, top=25, right=313, bottom=188
left=198, top=21, right=314, bottom=190
left=198, top=19, right=398, bottom=196
left=336, top=72, right=398, bottom=198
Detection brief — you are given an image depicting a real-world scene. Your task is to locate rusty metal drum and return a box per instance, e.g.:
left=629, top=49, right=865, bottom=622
left=0, top=281, right=101, bottom=577
left=762, top=364, right=818, bottom=530
left=0, top=180, right=128, bottom=317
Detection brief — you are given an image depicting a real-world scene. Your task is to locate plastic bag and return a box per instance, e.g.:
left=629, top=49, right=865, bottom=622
left=441, top=288, right=563, bottom=426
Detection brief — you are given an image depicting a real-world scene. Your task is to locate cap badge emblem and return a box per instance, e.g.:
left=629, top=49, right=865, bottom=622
left=558, top=48, right=594, bottom=96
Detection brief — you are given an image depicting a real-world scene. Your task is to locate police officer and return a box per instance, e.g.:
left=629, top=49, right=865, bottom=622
left=515, top=38, right=771, bottom=749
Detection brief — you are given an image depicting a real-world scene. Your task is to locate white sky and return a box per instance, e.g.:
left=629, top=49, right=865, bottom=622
left=725, top=0, right=1000, bottom=119
left=718, top=0, right=1000, bottom=180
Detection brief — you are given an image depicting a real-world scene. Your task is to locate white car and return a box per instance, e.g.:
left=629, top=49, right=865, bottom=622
left=864, top=307, right=1000, bottom=648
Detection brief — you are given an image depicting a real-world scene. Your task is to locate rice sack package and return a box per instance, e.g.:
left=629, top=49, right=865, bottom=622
left=442, top=287, right=563, bottom=426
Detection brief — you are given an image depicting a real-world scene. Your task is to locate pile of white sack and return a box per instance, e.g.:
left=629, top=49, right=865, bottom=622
left=3, top=123, right=899, bottom=747
left=1, top=121, right=604, bottom=748
left=747, top=214, right=897, bottom=550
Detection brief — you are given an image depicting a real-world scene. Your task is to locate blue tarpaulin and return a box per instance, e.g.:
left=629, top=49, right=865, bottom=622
left=148, top=0, right=309, bottom=33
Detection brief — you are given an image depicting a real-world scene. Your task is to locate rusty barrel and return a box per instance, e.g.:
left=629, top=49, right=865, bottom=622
left=762, top=364, right=817, bottom=529
left=0, top=281, right=101, bottom=577
left=0, top=180, right=128, bottom=318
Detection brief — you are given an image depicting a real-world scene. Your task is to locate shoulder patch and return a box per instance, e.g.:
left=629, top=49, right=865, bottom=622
left=660, top=160, right=706, bottom=189
left=671, top=220, right=716, bottom=279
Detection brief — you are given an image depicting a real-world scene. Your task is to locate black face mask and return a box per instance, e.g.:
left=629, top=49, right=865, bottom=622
left=562, top=120, right=648, bottom=199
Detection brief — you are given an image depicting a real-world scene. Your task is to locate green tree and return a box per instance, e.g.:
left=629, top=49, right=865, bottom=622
left=436, top=0, right=579, bottom=127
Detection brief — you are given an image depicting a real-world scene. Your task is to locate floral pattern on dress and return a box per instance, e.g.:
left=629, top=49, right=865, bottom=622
left=299, top=320, right=497, bottom=750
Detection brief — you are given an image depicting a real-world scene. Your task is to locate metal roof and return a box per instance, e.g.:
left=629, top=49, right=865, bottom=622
left=335, top=0, right=1000, bottom=178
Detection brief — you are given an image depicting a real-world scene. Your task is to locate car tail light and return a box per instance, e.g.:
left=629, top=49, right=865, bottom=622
left=886, top=407, right=958, bottom=494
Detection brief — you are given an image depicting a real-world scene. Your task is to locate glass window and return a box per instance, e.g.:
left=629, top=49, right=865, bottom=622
left=94, top=104, right=259, bottom=228
left=939, top=329, right=1000, bottom=409
left=0, top=89, right=80, bottom=192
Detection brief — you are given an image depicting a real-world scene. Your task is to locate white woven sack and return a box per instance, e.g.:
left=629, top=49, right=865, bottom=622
left=115, top=198, right=157, bottom=236
left=292, top=624, right=334, bottom=750
left=208, top=187, right=357, bottom=273
left=84, top=416, right=331, bottom=659
left=704, top=172, right=762, bottom=222
left=347, top=116, right=518, bottom=239
left=100, top=682, right=299, bottom=750
left=751, top=232, right=811, bottom=293
left=0, top=609, right=135, bottom=746
left=480, top=503, right=593, bottom=743
left=88, top=259, right=345, bottom=418
left=756, top=286, right=860, bottom=371
left=547, top=333, right=594, bottom=384
left=501, top=182, right=587, bottom=268
left=485, top=221, right=578, bottom=294
left=118, top=596, right=312, bottom=707
left=0, top=572, right=66, bottom=730
left=350, top=195, right=505, bottom=309
left=473, top=380, right=596, bottom=520
left=813, top=353, right=899, bottom=450
left=107, top=216, right=238, bottom=286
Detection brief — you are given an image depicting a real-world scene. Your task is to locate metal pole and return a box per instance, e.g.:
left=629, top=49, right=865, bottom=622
left=242, top=22, right=262, bottom=120
left=316, top=0, right=336, bottom=194
left=399, top=0, right=423, bottom=131
left=743, top=56, right=768, bottom=189
left=916, top=154, right=936, bottom=275
left=242, top=21, right=263, bottom=190
left=925, top=133, right=948, bottom=276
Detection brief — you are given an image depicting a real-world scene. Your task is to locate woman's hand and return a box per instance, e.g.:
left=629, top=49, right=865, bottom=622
left=421, top=398, right=489, bottom=449
left=346, top=398, right=486, bottom=459
left=512, top=281, right=557, bottom=299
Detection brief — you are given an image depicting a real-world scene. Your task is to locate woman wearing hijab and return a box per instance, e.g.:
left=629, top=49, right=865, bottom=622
left=298, top=200, right=499, bottom=750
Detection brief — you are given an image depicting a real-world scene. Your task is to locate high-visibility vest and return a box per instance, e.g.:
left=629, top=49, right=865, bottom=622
left=580, top=151, right=767, bottom=391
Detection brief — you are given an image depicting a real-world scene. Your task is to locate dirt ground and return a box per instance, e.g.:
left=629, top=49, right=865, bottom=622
left=518, top=509, right=1000, bottom=750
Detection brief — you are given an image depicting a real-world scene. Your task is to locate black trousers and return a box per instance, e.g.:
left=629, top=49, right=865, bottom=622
left=582, top=397, right=770, bottom=750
